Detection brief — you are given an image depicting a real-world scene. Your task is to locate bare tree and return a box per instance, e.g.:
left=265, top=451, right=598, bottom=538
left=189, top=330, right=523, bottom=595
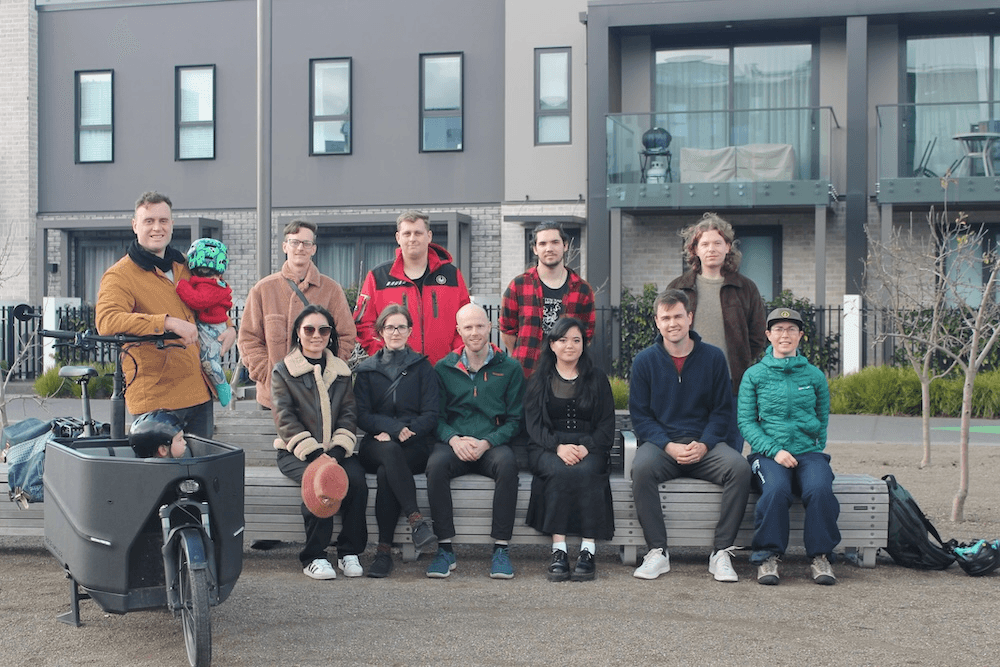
left=866, top=201, right=1000, bottom=521
left=865, top=207, right=958, bottom=468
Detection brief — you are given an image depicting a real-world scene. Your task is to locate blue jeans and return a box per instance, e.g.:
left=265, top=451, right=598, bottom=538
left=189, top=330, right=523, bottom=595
left=748, top=452, right=841, bottom=563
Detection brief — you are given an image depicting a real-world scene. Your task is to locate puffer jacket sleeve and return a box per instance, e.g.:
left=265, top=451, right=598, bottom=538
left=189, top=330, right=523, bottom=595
left=737, top=365, right=779, bottom=458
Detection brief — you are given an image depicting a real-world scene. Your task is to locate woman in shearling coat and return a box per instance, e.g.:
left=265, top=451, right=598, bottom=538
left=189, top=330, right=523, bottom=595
left=272, top=304, right=368, bottom=580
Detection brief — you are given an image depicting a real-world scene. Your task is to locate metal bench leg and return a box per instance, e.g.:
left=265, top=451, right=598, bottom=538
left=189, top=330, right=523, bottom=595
left=619, top=545, right=637, bottom=566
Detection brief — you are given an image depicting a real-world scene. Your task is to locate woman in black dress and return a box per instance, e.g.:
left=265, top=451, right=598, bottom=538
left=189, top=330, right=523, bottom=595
left=524, top=316, right=615, bottom=581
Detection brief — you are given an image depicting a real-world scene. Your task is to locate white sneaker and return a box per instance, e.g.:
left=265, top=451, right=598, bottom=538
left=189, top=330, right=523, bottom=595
left=709, top=546, right=739, bottom=582
left=633, top=547, right=671, bottom=579
left=303, top=558, right=336, bottom=580
left=810, top=554, right=836, bottom=585
left=338, top=555, right=363, bottom=577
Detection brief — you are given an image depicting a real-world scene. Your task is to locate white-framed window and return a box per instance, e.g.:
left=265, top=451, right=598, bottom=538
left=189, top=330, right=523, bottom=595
left=176, top=65, right=215, bottom=160
left=76, top=70, right=113, bottom=163
left=311, top=58, right=352, bottom=155
left=421, top=53, right=463, bottom=152
left=535, top=47, right=571, bottom=145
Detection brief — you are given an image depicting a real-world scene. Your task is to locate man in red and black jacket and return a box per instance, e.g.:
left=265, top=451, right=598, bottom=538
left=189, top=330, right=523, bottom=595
left=500, top=221, right=595, bottom=378
left=354, top=210, right=470, bottom=365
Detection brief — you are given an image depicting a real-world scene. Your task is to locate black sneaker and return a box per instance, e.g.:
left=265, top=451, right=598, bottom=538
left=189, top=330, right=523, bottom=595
left=367, top=551, right=394, bottom=578
left=410, top=517, right=437, bottom=552
left=547, top=549, right=570, bottom=582
left=571, top=550, right=596, bottom=581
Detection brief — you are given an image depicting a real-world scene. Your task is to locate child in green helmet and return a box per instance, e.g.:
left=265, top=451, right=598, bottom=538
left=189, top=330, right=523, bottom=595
left=176, top=238, right=234, bottom=406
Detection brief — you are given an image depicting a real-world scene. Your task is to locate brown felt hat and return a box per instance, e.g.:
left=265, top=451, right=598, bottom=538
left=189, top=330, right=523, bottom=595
left=301, top=454, right=348, bottom=518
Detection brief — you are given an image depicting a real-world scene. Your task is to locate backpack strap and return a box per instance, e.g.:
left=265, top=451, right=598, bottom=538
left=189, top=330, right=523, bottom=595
left=286, top=279, right=311, bottom=307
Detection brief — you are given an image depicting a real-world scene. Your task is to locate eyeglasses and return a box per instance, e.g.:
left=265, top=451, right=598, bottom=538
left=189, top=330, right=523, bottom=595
left=382, top=325, right=410, bottom=334
left=285, top=239, right=316, bottom=249
left=301, top=325, right=332, bottom=337
left=770, top=326, right=800, bottom=336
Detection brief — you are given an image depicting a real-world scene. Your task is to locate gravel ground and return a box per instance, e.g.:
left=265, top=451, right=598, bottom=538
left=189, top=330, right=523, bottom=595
left=2, top=441, right=999, bottom=666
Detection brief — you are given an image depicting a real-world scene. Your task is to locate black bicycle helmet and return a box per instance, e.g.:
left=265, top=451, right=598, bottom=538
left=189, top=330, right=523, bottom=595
left=129, top=410, right=184, bottom=457
left=950, top=539, right=1000, bottom=577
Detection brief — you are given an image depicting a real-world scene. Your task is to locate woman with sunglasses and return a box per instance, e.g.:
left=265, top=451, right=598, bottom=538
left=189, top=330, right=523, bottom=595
left=272, top=304, right=368, bottom=580
left=354, top=304, right=439, bottom=578
left=524, top=316, right=615, bottom=582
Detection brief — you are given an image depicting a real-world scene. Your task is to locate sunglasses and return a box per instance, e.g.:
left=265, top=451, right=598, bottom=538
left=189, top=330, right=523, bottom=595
left=301, top=325, right=333, bottom=337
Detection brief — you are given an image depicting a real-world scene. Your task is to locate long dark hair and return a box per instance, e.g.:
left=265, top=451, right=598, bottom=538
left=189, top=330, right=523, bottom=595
left=525, top=317, right=597, bottom=411
left=290, top=304, right=339, bottom=357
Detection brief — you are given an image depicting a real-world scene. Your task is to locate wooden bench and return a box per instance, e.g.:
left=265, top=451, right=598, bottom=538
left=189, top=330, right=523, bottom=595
left=221, top=411, right=887, bottom=568
left=2, top=412, right=888, bottom=569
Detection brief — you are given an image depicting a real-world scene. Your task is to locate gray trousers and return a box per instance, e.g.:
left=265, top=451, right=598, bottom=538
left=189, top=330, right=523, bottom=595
left=631, top=440, right=751, bottom=552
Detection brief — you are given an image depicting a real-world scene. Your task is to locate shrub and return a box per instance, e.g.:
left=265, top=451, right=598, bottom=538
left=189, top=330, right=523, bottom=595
left=609, top=376, right=629, bottom=410
left=33, top=366, right=73, bottom=398
left=829, top=366, right=1000, bottom=417
left=828, top=366, right=921, bottom=415
left=613, top=283, right=659, bottom=379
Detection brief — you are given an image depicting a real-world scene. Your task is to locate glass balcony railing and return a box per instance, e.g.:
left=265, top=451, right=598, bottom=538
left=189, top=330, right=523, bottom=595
left=606, top=107, right=837, bottom=209
left=876, top=102, right=1000, bottom=204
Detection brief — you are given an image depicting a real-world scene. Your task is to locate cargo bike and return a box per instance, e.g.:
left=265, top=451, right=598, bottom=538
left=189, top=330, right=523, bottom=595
left=25, top=313, right=245, bottom=667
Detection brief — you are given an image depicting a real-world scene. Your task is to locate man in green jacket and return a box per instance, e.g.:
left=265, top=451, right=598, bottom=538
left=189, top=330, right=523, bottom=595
left=737, top=308, right=839, bottom=586
left=425, top=304, right=524, bottom=579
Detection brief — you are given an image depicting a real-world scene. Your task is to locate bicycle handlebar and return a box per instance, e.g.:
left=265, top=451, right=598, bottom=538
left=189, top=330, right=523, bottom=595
left=38, top=329, right=182, bottom=350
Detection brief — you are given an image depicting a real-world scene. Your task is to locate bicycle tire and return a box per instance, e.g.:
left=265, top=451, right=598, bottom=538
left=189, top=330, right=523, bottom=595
left=178, top=529, right=212, bottom=667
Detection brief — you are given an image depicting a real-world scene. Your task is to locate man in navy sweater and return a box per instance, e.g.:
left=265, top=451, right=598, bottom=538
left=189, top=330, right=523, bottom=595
left=629, top=289, right=751, bottom=582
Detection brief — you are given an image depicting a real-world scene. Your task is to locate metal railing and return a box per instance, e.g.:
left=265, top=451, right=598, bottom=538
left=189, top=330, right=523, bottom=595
left=3, top=302, right=851, bottom=382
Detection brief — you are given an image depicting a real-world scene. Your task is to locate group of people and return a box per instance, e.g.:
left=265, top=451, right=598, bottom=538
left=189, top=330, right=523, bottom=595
left=98, top=191, right=840, bottom=587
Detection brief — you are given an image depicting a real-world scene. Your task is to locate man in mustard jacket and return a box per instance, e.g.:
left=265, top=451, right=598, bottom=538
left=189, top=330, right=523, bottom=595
left=96, top=191, right=235, bottom=437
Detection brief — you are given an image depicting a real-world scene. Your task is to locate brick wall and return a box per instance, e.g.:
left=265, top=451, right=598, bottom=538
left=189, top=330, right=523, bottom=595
left=0, top=0, right=37, bottom=303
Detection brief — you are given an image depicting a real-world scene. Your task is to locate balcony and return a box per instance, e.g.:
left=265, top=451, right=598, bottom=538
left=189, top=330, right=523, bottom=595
left=877, top=103, right=1000, bottom=205
left=606, top=107, right=837, bottom=210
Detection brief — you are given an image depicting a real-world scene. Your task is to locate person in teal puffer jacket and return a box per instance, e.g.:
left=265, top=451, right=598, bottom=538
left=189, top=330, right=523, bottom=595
left=738, top=308, right=839, bottom=586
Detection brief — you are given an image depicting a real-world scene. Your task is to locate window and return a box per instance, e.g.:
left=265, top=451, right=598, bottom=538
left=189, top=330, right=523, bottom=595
left=76, top=70, right=113, bottom=163
left=74, top=230, right=190, bottom=303
left=421, top=53, right=463, bottom=151
left=906, top=35, right=999, bottom=178
left=176, top=65, right=215, bottom=160
left=311, top=58, right=352, bottom=155
left=535, top=48, right=571, bottom=145
left=735, top=226, right=782, bottom=303
left=654, top=44, right=813, bottom=179
left=316, top=227, right=448, bottom=291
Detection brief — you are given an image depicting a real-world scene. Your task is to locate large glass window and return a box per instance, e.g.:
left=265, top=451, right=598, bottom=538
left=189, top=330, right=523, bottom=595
left=736, top=226, right=782, bottom=303
left=906, top=35, right=997, bottom=177
left=76, top=70, right=113, bottom=163
left=176, top=65, right=215, bottom=160
left=535, top=48, right=571, bottom=145
left=315, top=228, right=447, bottom=291
left=421, top=53, right=463, bottom=152
left=311, top=58, right=351, bottom=155
left=654, top=44, right=813, bottom=178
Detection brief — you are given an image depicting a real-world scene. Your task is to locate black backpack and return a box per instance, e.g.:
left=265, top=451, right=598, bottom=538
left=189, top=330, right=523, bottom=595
left=882, top=474, right=955, bottom=570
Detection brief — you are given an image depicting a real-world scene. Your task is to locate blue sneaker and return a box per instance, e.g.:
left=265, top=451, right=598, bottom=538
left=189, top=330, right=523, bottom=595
left=426, top=548, right=457, bottom=578
left=216, top=382, right=232, bottom=407
left=490, top=546, right=514, bottom=579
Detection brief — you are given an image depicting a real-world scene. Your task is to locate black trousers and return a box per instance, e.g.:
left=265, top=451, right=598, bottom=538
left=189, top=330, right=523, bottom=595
left=358, top=437, right=431, bottom=545
left=425, top=442, right=519, bottom=542
left=277, top=449, right=369, bottom=565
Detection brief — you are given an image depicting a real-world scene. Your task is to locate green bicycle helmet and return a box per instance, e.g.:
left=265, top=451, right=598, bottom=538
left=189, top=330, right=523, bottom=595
left=130, top=410, right=184, bottom=457
left=187, top=238, right=228, bottom=274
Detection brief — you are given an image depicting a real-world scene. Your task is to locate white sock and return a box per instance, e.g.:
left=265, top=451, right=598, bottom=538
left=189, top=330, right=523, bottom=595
left=580, top=540, right=596, bottom=555
left=552, top=541, right=567, bottom=553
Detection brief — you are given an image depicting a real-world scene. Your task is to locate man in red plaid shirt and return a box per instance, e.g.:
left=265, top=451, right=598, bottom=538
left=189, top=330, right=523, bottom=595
left=500, top=222, right=595, bottom=378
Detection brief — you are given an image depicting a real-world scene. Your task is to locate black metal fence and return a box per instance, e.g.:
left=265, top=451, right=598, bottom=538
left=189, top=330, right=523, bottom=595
left=2, top=302, right=853, bottom=382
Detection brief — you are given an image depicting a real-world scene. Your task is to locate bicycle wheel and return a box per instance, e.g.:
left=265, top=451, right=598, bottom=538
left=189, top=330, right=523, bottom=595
left=178, top=529, right=212, bottom=667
